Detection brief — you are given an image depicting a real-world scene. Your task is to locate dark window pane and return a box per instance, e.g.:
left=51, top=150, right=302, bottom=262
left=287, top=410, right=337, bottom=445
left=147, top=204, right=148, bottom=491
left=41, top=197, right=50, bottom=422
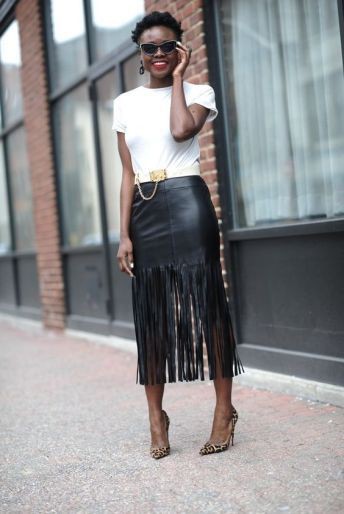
left=47, top=0, right=88, bottom=91
left=0, top=141, right=11, bottom=253
left=7, top=128, right=35, bottom=251
left=90, top=0, right=144, bottom=61
left=0, top=20, right=23, bottom=125
left=221, top=0, right=344, bottom=228
left=54, top=85, right=101, bottom=247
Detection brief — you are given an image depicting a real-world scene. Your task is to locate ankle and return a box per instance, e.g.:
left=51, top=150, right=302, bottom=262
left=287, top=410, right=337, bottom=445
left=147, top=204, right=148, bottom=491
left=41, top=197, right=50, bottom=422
left=214, top=403, right=232, bottom=420
left=149, top=409, right=165, bottom=425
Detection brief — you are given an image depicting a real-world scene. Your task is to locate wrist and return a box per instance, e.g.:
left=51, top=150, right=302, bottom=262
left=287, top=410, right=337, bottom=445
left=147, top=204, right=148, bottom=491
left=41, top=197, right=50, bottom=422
left=172, top=72, right=184, bottom=81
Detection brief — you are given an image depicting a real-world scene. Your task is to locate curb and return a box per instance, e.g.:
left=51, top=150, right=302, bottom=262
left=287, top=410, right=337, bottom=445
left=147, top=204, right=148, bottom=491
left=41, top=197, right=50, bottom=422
left=235, top=366, right=344, bottom=408
left=1, top=313, right=343, bottom=408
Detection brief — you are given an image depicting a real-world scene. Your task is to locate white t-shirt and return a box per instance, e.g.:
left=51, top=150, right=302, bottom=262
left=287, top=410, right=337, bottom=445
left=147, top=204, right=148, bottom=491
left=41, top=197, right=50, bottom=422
left=112, top=81, right=218, bottom=174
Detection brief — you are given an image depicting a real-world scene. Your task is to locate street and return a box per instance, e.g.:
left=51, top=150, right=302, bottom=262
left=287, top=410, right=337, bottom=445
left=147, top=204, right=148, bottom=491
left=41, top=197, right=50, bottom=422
left=1, top=321, right=343, bottom=513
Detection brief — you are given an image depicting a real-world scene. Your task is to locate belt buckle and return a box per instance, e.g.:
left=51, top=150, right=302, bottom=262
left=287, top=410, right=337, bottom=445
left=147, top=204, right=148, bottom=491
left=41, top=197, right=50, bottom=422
left=149, top=169, right=167, bottom=182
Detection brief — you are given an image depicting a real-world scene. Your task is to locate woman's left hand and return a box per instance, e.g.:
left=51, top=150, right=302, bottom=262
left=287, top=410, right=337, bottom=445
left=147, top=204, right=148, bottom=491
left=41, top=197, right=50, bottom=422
left=172, top=42, right=192, bottom=79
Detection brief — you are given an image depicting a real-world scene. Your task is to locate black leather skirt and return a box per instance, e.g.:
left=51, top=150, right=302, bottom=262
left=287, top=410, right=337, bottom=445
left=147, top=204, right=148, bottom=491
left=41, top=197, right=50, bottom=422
left=129, top=175, right=245, bottom=385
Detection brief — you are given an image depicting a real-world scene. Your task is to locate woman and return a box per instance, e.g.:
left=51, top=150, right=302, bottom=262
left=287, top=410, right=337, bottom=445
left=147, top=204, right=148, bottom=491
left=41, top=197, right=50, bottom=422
left=112, top=11, right=245, bottom=459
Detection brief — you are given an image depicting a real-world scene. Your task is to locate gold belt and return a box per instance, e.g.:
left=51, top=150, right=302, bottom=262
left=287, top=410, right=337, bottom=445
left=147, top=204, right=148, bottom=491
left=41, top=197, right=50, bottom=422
left=134, top=164, right=200, bottom=201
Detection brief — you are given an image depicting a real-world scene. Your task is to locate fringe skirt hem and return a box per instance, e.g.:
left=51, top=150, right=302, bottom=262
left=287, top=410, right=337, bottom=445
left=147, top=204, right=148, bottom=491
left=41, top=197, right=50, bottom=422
left=131, top=259, right=245, bottom=386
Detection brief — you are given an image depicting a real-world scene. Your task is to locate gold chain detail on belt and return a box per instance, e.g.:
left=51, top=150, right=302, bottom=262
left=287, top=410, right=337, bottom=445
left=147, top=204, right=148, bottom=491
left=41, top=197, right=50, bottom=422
left=135, top=169, right=167, bottom=201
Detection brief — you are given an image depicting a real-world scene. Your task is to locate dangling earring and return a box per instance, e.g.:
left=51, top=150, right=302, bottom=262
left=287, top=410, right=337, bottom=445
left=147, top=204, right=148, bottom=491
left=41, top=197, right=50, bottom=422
left=139, top=60, right=145, bottom=75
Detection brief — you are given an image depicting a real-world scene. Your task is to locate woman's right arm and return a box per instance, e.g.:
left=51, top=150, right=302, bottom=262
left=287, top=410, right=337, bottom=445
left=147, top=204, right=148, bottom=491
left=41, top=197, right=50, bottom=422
left=116, top=131, right=135, bottom=277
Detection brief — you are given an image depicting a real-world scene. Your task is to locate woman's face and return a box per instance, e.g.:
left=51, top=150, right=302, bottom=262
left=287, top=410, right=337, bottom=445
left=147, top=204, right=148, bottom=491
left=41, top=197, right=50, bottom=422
left=139, top=25, right=179, bottom=79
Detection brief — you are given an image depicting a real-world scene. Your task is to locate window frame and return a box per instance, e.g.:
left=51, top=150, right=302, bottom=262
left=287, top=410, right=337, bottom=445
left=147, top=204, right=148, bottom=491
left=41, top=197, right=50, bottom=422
left=204, top=0, right=344, bottom=242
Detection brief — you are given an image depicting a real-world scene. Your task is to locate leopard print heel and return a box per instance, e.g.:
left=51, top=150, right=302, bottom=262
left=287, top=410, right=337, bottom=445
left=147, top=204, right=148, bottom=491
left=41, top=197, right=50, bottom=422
left=150, top=410, right=170, bottom=460
left=199, top=406, right=238, bottom=456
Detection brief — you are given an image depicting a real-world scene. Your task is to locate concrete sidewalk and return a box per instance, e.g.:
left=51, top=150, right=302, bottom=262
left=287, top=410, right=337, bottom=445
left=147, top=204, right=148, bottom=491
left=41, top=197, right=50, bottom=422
left=0, top=321, right=343, bottom=514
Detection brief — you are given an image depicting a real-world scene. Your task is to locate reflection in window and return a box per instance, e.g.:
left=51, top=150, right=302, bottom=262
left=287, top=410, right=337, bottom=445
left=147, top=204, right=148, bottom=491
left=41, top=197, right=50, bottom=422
left=96, top=70, right=121, bottom=242
left=0, top=20, right=23, bottom=125
left=90, top=0, right=144, bottom=61
left=7, top=128, right=35, bottom=251
left=96, top=57, right=146, bottom=242
left=47, top=0, right=88, bottom=90
left=221, top=0, right=344, bottom=228
left=54, top=85, right=101, bottom=247
left=0, top=142, right=11, bottom=253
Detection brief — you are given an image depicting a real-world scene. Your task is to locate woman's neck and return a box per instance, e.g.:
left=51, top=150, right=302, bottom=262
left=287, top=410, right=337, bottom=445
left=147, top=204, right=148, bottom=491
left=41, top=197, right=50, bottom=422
left=148, top=75, right=174, bottom=89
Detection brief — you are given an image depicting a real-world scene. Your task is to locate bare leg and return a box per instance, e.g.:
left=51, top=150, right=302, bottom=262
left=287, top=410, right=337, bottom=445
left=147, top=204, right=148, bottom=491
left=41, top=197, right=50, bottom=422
left=207, top=376, right=233, bottom=444
left=145, top=384, right=169, bottom=448
left=203, top=328, right=236, bottom=444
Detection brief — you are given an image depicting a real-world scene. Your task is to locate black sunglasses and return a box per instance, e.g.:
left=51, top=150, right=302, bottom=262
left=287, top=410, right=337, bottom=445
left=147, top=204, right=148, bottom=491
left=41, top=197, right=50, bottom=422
left=139, top=40, right=178, bottom=56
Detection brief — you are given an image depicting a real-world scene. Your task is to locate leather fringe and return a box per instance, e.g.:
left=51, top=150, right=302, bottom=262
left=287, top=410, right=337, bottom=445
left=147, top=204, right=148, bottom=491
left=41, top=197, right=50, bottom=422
left=131, top=260, right=245, bottom=385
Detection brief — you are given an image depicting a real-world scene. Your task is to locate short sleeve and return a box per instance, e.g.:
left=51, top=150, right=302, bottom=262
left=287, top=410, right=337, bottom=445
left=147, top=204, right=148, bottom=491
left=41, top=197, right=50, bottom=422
left=111, top=95, right=126, bottom=133
left=190, top=85, right=218, bottom=122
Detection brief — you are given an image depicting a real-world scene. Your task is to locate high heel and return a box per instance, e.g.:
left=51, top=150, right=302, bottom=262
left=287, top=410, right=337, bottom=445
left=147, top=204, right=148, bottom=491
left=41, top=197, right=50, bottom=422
left=199, top=406, right=239, bottom=456
left=150, top=410, right=170, bottom=460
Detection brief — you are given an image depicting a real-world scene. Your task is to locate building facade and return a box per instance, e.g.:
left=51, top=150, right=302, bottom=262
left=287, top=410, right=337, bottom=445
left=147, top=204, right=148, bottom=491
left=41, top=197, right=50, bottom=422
left=0, top=0, right=343, bottom=386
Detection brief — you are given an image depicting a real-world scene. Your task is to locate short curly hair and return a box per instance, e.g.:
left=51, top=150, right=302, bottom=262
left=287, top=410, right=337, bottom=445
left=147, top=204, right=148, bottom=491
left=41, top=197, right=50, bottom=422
left=131, top=11, right=183, bottom=45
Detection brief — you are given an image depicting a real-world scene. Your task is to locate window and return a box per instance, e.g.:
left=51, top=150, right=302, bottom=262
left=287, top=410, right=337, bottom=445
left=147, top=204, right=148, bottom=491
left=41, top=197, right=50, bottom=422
left=6, top=128, right=35, bottom=251
left=220, top=0, right=344, bottom=228
left=53, top=85, right=101, bottom=246
left=0, top=20, right=23, bottom=125
left=0, top=142, right=10, bottom=254
left=90, top=0, right=144, bottom=61
left=0, top=20, right=35, bottom=253
left=95, top=69, right=121, bottom=242
left=47, top=0, right=88, bottom=90
left=96, top=55, right=146, bottom=242
left=46, top=0, right=144, bottom=247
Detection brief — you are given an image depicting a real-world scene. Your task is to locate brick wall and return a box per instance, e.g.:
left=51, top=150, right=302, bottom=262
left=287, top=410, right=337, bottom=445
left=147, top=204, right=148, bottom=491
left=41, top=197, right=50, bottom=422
left=145, top=0, right=229, bottom=283
left=16, top=0, right=65, bottom=330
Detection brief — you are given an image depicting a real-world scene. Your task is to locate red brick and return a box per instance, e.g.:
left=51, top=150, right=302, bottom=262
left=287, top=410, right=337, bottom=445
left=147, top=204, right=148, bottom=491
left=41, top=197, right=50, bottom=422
left=16, top=0, right=65, bottom=329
